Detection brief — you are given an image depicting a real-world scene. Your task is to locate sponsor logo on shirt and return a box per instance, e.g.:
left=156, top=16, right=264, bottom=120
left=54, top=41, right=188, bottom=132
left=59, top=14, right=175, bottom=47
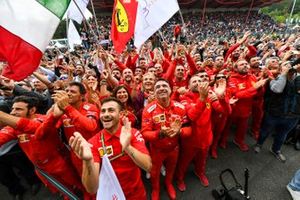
left=147, top=104, right=157, bottom=113
left=134, top=131, right=144, bottom=142
left=98, top=145, right=114, bottom=157
left=153, top=114, right=166, bottom=124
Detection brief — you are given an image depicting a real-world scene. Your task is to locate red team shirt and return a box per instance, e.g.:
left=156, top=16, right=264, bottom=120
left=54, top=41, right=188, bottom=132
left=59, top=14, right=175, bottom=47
left=89, top=124, right=149, bottom=200
left=141, top=100, right=191, bottom=151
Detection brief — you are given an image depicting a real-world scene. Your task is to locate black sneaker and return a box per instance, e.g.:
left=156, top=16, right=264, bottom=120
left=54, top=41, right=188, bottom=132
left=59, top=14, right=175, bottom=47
left=269, top=148, right=286, bottom=163
left=253, top=144, right=262, bottom=153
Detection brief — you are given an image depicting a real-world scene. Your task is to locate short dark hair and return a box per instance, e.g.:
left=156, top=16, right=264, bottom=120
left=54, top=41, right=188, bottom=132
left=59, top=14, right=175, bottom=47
left=68, top=81, right=86, bottom=94
left=155, top=78, right=170, bottom=86
left=101, top=97, right=124, bottom=111
left=13, top=96, right=39, bottom=110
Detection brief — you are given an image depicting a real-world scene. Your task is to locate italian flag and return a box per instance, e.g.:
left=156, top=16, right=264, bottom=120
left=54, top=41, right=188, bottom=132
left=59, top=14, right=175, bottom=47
left=0, top=0, right=71, bottom=81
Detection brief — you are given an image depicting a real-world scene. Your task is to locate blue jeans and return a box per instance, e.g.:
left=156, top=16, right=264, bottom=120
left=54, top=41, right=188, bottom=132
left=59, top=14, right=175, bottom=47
left=257, top=113, right=299, bottom=152
left=289, top=170, right=300, bottom=191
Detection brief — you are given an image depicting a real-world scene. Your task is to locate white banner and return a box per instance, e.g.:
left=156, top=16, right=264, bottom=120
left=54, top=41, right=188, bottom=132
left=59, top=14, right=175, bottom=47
left=134, top=0, right=179, bottom=49
left=96, top=155, right=125, bottom=200
left=67, top=0, right=89, bottom=24
left=68, top=20, right=82, bottom=51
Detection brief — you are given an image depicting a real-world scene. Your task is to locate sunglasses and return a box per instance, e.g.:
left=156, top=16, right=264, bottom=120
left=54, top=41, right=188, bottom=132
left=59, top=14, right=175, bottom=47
left=216, top=76, right=226, bottom=80
left=198, top=74, right=208, bottom=78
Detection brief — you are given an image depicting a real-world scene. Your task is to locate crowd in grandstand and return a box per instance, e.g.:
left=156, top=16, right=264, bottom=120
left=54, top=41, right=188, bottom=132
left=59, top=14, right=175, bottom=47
left=0, top=10, right=300, bottom=200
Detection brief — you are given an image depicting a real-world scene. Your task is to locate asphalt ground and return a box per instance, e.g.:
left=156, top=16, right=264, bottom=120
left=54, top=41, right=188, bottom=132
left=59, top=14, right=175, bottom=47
left=0, top=133, right=299, bottom=200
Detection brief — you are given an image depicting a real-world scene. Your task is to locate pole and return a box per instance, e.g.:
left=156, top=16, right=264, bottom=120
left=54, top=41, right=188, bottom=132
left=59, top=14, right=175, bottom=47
left=71, top=0, right=99, bottom=44
left=158, top=30, right=165, bottom=42
left=245, top=0, right=254, bottom=24
left=201, top=0, right=208, bottom=26
left=65, top=16, right=71, bottom=51
left=178, top=9, right=190, bottom=43
left=289, top=0, right=297, bottom=22
left=90, top=0, right=101, bottom=38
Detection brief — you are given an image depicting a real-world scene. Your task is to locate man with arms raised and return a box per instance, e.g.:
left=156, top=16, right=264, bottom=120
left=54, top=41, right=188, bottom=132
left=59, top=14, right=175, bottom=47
left=69, top=97, right=152, bottom=199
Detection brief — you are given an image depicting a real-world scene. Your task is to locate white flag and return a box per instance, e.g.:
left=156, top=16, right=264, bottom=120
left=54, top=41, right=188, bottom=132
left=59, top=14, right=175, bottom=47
left=67, top=20, right=82, bottom=51
left=134, top=0, right=179, bottom=49
left=96, top=155, right=125, bottom=200
left=67, top=0, right=89, bottom=24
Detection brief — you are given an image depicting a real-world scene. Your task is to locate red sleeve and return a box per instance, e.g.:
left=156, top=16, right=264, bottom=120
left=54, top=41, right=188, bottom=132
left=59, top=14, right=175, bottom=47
left=114, top=59, right=126, bottom=72
left=186, top=99, right=206, bottom=121
left=211, top=100, right=225, bottom=113
left=89, top=134, right=101, bottom=163
left=0, top=127, right=17, bottom=146
left=131, top=129, right=149, bottom=155
left=35, top=114, right=58, bottom=140
left=162, top=60, right=176, bottom=81
left=224, top=43, right=240, bottom=62
left=125, top=55, right=137, bottom=72
left=162, top=59, right=170, bottom=72
left=141, top=107, right=161, bottom=142
left=64, top=105, right=99, bottom=132
left=164, top=51, right=171, bottom=61
left=150, top=51, right=154, bottom=60
left=246, top=45, right=257, bottom=59
left=131, top=54, right=139, bottom=70
left=186, top=53, right=197, bottom=75
left=228, top=78, right=257, bottom=99
left=15, top=118, right=42, bottom=134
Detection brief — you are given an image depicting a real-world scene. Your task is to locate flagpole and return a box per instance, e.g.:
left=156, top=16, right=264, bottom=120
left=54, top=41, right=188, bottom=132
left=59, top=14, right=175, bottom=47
left=90, top=0, right=101, bottom=38
left=158, top=30, right=165, bottom=42
left=65, top=16, right=71, bottom=51
left=178, top=9, right=190, bottom=43
left=71, top=0, right=100, bottom=44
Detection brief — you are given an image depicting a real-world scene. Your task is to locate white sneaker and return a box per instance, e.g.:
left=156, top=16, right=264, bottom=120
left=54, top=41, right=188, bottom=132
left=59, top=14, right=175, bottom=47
left=160, top=165, right=166, bottom=176
left=287, top=185, right=300, bottom=200
left=146, top=172, right=151, bottom=179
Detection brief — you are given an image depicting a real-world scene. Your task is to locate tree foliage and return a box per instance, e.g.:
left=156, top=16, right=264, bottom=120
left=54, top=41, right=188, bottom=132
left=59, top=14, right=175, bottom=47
left=261, top=0, right=300, bottom=23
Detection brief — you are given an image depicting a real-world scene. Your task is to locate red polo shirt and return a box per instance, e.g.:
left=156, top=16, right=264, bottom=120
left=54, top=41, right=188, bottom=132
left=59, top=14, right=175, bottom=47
left=89, top=125, right=149, bottom=200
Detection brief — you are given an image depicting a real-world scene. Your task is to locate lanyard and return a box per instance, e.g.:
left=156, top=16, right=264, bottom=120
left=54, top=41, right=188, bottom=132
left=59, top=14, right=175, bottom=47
left=101, top=132, right=125, bottom=162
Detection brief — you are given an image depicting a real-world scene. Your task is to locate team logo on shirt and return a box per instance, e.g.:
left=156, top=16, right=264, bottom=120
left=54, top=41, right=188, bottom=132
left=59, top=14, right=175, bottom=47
left=238, top=83, right=246, bottom=90
left=98, top=145, right=113, bottom=157
left=206, top=103, right=211, bottom=109
left=17, top=134, right=30, bottom=143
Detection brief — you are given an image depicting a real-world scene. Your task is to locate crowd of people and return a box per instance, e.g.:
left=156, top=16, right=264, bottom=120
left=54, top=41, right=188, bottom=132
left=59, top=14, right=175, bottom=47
left=0, top=10, right=300, bottom=200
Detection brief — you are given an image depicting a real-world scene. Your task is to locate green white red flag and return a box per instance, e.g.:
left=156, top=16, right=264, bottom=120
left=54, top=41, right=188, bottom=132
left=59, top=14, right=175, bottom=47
left=0, top=0, right=71, bottom=81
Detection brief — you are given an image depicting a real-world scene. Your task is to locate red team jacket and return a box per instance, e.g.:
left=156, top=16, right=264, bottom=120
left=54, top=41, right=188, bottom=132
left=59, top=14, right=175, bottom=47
left=141, top=100, right=191, bottom=151
left=227, top=73, right=257, bottom=118
left=180, top=91, right=227, bottom=149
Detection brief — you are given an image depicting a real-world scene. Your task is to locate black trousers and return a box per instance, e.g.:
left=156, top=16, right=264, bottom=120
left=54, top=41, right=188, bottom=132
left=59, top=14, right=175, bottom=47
left=0, top=144, right=40, bottom=195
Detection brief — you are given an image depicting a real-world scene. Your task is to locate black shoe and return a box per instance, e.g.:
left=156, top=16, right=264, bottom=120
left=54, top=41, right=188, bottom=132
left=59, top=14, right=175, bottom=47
left=31, top=183, right=41, bottom=195
left=295, top=141, right=300, bottom=151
